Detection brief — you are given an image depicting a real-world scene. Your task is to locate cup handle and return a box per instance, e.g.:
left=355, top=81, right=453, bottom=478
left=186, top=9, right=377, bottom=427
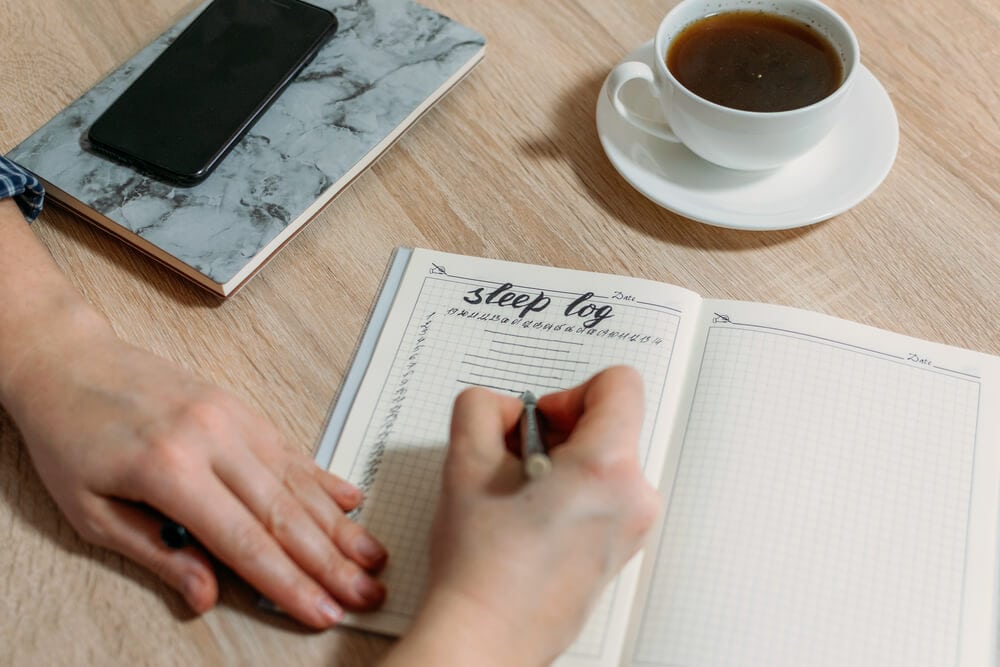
left=606, top=61, right=680, bottom=143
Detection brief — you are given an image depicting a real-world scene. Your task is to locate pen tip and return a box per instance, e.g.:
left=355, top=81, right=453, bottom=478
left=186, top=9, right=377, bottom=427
left=520, top=390, right=537, bottom=404
left=525, top=453, right=552, bottom=479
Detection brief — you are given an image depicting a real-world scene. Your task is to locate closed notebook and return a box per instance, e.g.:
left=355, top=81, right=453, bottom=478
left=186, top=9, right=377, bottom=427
left=8, top=0, right=484, bottom=296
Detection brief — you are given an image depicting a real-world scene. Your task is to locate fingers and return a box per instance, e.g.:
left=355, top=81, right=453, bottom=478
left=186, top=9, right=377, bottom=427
left=237, top=420, right=385, bottom=570
left=538, top=366, right=645, bottom=462
left=147, top=470, right=350, bottom=629
left=209, top=408, right=388, bottom=579
left=538, top=366, right=659, bottom=539
left=445, top=369, right=645, bottom=492
left=446, top=388, right=524, bottom=491
left=314, top=468, right=365, bottom=513
left=210, top=452, right=387, bottom=612
left=242, top=419, right=364, bottom=513
left=274, top=459, right=387, bottom=572
left=232, top=421, right=388, bottom=568
left=108, top=399, right=386, bottom=628
left=76, top=498, right=218, bottom=614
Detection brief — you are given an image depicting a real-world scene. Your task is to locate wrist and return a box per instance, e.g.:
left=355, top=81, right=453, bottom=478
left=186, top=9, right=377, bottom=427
left=380, top=588, right=553, bottom=667
left=0, top=293, right=114, bottom=412
left=0, top=199, right=117, bottom=410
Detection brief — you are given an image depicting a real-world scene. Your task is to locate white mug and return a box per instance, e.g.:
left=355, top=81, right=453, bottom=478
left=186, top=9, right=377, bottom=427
left=607, top=0, right=860, bottom=171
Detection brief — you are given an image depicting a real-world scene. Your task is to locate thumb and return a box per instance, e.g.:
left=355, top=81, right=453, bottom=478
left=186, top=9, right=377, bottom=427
left=445, top=388, right=523, bottom=492
left=538, top=366, right=645, bottom=456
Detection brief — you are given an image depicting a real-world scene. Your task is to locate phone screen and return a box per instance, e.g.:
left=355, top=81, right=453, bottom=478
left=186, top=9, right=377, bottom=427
left=88, top=0, right=337, bottom=185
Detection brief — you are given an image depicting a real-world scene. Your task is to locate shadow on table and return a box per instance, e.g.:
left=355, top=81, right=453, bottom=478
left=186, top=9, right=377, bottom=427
left=518, top=71, right=822, bottom=252
left=40, top=203, right=226, bottom=308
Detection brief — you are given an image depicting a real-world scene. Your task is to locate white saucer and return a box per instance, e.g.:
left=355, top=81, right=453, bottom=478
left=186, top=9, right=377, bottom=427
left=596, top=41, right=899, bottom=230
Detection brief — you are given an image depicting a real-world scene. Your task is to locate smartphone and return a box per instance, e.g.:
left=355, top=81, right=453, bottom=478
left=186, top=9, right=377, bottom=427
left=88, top=0, right=337, bottom=186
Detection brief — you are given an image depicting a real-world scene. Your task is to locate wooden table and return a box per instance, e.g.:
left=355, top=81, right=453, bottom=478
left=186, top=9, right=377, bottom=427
left=1, top=0, right=997, bottom=663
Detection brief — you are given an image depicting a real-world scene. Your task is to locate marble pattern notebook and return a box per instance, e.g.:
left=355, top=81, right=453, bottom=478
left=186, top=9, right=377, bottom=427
left=8, top=0, right=485, bottom=296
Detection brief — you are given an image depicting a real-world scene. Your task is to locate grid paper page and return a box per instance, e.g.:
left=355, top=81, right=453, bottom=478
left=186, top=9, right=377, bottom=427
left=632, top=323, right=980, bottom=666
left=336, top=258, right=688, bottom=657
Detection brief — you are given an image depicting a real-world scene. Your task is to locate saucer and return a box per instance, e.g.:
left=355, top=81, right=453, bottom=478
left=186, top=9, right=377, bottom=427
left=596, top=41, right=899, bottom=230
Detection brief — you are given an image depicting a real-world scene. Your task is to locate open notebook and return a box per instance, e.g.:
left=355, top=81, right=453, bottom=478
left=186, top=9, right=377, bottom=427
left=315, top=247, right=1000, bottom=666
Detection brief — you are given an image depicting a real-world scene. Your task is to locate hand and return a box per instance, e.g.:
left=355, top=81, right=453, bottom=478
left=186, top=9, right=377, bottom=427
left=2, top=314, right=387, bottom=629
left=0, top=198, right=385, bottom=627
left=382, top=366, right=660, bottom=666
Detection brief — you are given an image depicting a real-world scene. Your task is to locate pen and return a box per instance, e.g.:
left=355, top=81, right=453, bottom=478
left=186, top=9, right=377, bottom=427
left=519, top=390, right=552, bottom=480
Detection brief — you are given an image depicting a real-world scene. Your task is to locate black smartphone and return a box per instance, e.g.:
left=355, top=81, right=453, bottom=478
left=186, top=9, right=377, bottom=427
left=87, top=0, right=337, bottom=186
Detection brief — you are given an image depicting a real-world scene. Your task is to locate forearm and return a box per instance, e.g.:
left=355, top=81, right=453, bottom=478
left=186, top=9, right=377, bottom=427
left=0, top=199, right=113, bottom=411
left=379, top=590, right=549, bottom=667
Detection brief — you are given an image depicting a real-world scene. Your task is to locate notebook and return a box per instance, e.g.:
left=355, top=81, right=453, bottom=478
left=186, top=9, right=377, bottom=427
left=315, top=247, right=1000, bottom=666
left=7, top=1, right=484, bottom=296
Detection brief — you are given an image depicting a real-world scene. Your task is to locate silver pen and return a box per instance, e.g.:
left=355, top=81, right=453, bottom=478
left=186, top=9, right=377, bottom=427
left=519, top=390, right=552, bottom=480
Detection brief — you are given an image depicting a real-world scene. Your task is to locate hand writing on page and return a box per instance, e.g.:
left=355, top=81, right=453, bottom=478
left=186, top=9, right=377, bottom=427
left=381, top=366, right=660, bottom=666
left=0, top=199, right=386, bottom=630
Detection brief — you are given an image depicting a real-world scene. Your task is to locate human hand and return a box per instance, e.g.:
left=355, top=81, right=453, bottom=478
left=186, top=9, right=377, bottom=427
left=1, top=313, right=387, bottom=629
left=382, top=366, right=660, bottom=666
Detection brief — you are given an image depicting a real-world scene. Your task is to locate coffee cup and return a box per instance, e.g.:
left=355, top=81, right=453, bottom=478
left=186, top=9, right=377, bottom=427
left=606, top=0, right=860, bottom=170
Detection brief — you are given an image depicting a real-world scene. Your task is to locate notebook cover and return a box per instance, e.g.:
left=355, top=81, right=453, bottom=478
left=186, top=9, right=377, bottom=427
left=8, top=0, right=484, bottom=296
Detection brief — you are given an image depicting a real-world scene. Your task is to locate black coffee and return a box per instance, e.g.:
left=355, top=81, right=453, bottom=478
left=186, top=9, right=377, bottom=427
left=666, top=11, right=843, bottom=112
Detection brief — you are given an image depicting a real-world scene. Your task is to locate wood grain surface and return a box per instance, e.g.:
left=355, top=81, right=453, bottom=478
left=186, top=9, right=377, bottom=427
left=1, top=0, right=997, bottom=664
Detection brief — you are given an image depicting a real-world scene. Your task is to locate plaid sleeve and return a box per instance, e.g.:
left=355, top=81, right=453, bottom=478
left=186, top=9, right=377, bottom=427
left=0, top=155, right=45, bottom=222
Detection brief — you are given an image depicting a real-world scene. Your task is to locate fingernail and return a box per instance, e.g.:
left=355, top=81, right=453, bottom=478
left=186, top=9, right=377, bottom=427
left=355, top=535, right=387, bottom=567
left=353, top=573, right=385, bottom=605
left=318, top=597, right=344, bottom=626
left=337, top=478, right=362, bottom=498
left=182, top=573, right=202, bottom=606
